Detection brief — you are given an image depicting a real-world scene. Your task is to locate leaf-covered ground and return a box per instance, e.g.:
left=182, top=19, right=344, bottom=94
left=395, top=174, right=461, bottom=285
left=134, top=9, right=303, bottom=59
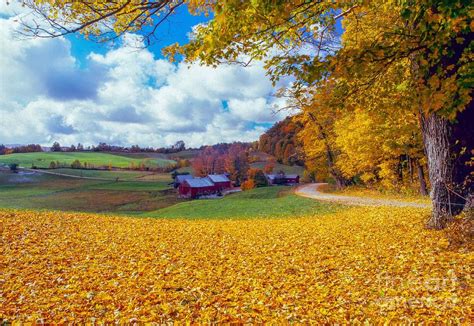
left=1, top=208, right=472, bottom=323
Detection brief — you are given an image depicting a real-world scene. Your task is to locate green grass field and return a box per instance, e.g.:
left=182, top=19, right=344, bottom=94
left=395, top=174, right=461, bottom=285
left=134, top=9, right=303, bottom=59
left=143, top=186, right=339, bottom=219
left=0, top=152, right=176, bottom=169
left=52, top=168, right=155, bottom=180
left=88, top=181, right=171, bottom=191
left=0, top=169, right=179, bottom=213
left=0, top=168, right=336, bottom=219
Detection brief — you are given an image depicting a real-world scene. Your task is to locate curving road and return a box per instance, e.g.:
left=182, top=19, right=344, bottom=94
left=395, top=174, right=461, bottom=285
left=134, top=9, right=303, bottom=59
left=295, top=183, right=431, bottom=208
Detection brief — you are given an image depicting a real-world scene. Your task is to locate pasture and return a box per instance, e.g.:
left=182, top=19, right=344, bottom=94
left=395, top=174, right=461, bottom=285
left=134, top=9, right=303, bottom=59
left=0, top=169, right=180, bottom=214
left=52, top=168, right=152, bottom=180
left=0, top=152, right=176, bottom=169
left=145, top=187, right=339, bottom=219
left=0, top=169, right=333, bottom=218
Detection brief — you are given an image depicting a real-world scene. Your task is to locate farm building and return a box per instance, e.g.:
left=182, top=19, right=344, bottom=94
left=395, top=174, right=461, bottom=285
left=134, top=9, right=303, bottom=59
left=208, top=174, right=232, bottom=190
left=266, top=173, right=300, bottom=185
left=179, top=177, right=217, bottom=198
left=174, top=174, right=193, bottom=188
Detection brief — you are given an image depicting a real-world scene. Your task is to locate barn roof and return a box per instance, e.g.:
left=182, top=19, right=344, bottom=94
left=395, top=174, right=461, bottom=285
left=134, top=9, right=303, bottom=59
left=184, top=177, right=215, bottom=188
left=285, top=174, right=299, bottom=179
left=266, top=174, right=299, bottom=180
left=175, top=174, right=193, bottom=183
left=208, top=174, right=230, bottom=183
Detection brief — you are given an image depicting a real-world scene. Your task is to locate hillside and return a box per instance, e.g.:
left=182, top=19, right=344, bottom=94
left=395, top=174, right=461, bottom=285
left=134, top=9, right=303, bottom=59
left=2, top=206, right=471, bottom=323
left=0, top=169, right=180, bottom=214
left=144, top=187, right=337, bottom=219
left=258, top=116, right=304, bottom=166
left=0, top=152, right=176, bottom=169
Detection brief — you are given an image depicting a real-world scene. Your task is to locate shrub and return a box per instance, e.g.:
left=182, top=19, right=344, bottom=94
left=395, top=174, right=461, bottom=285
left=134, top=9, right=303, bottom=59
left=247, top=168, right=268, bottom=187
left=71, top=160, right=82, bottom=169
left=241, top=179, right=256, bottom=191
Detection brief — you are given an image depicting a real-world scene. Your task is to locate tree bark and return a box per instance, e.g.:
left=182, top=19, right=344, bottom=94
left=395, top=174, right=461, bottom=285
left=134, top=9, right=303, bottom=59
left=421, top=103, right=473, bottom=229
left=414, top=159, right=428, bottom=196
left=325, top=147, right=350, bottom=190
left=397, top=155, right=404, bottom=183
left=308, top=112, right=351, bottom=190
left=414, top=11, right=474, bottom=228
left=421, top=112, right=455, bottom=229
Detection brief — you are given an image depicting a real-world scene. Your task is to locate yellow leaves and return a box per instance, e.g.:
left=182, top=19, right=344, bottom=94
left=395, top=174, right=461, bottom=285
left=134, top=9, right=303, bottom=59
left=1, top=207, right=472, bottom=323
left=428, top=75, right=441, bottom=89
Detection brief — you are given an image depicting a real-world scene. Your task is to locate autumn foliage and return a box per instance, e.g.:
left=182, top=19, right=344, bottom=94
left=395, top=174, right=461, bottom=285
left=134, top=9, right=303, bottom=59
left=240, top=179, right=255, bottom=191
left=192, top=143, right=249, bottom=183
left=258, top=117, right=303, bottom=166
left=2, top=208, right=472, bottom=323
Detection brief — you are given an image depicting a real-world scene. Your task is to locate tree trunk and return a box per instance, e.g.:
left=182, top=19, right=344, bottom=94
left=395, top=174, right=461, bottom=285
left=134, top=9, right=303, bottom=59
left=308, top=112, right=351, bottom=190
left=414, top=159, right=428, bottom=196
left=408, top=155, right=414, bottom=183
left=326, top=148, right=350, bottom=190
left=421, top=105, right=473, bottom=229
left=397, top=155, right=404, bottom=183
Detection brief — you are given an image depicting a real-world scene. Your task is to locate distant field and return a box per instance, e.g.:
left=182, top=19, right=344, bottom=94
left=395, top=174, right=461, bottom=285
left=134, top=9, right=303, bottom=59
left=88, top=181, right=171, bottom=192
left=0, top=152, right=176, bottom=169
left=250, top=162, right=305, bottom=175
left=144, top=186, right=339, bottom=219
left=166, top=149, right=201, bottom=159
left=53, top=168, right=152, bottom=180
left=0, top=169, right=179, bottom=214
left=115, top=149, right=201, bottom=160
left=175, top=166, right=194, bottom=174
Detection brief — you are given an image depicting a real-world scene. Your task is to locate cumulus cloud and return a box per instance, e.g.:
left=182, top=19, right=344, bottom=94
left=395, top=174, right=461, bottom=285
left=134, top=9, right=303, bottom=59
left=0, top=12, right=293, bottom=148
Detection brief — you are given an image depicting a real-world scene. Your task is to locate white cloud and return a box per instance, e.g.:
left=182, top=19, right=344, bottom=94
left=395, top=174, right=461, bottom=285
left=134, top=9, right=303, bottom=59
left=0, top=1, right=27, bottom=16
left=0, top=14, right=293, bottom=148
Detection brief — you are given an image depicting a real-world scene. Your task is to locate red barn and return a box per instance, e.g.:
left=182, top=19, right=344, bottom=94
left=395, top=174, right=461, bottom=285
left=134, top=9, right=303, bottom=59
left=178, top=177, right=217, bottom=198
left=284, top=174, right=300, bottom=184
left=208, top=174, right=232, bottom=190
left=174, top=174, right=193, bottom=188
left=265, top=173, right=300, bottom=185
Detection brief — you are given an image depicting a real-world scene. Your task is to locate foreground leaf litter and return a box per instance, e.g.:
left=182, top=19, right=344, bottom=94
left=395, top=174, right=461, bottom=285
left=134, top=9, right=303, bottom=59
left=1, top=207, right=472, bottom=322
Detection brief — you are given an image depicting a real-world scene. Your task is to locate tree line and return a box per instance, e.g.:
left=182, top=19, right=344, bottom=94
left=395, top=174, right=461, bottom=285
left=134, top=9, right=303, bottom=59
left=0, top=141, right=188, bottom=154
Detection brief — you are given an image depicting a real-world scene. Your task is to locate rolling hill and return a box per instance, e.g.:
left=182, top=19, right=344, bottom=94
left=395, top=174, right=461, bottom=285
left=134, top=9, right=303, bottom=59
left=0, top=152, right=176, bottom=169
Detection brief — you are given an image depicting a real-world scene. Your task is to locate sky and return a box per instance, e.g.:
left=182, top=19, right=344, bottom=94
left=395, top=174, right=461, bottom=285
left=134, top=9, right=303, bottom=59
left=0, top=2, right=293, bottom=148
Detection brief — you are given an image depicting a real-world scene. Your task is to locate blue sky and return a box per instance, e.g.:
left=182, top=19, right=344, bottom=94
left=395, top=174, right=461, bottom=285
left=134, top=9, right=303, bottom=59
left=0, top=2, right=296, bottom=148
left=68, top=5, right=209, bottom=65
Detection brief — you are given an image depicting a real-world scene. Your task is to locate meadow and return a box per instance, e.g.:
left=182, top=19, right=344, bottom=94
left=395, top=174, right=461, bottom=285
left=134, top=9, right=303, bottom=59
left=0, top=152, right=176, bottom=169
left=52, top=168, right=153, bottom=180
left=0, top=169, right=180, bottom=214
left=0, top=168, right=330, bottom=218
left=145, top=187, right=339, bottom=219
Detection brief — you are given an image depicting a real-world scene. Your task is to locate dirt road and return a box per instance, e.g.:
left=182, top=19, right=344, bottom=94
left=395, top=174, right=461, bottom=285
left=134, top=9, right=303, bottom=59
left=295, top=183, right=430, bottom=208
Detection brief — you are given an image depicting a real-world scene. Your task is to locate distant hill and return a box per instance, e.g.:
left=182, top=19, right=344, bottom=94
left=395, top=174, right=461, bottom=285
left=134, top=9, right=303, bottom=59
left=0, top=152, right=176, bottom=170
left=257, top=116, right=304, bottom=166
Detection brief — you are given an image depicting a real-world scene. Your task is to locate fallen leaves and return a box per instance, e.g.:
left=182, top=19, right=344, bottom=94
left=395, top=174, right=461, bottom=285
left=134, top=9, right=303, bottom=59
left=1, top=207, right=472, bottom=323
